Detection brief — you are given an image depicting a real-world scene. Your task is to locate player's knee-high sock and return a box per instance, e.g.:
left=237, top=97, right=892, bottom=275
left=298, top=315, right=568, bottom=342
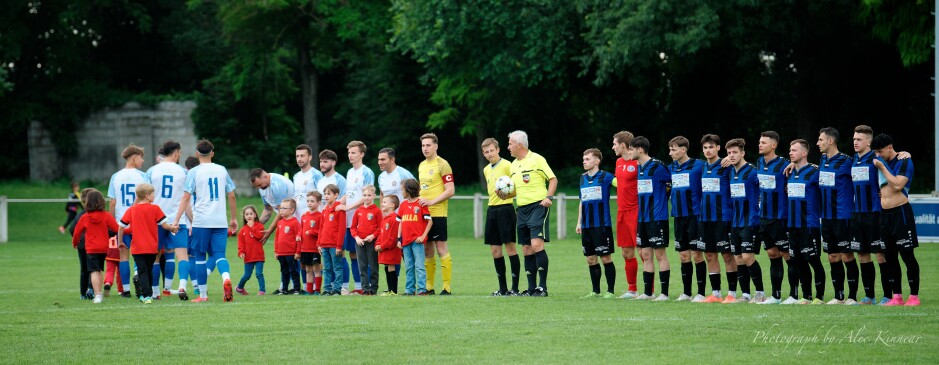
left=603, top=262, right=616, bottom=294
left=508, top=254, right=520, bottom=292
left=588, top=264, right=601, bottom=293
left=642, top=271, right=654, bottom=296
left=786, top=257, right=800, bottom=298
left=798, top=258, right=812, bottom=299
left=314, top=276, right=322, bottom=293
left=900, top=250, right=919, bottom=296
left=726, top=271, right=738, bottom=296
left=708, top=273, right=721, bottom=296
left=524, top=255, right=536, bottom=292
left=385, top=266, right=394, bottom=293
left=164, top=252, right=175, bottom=290
left=494, top=257, right=508, bottom=293
left=659, top=270, right=670, bottom=296
left=151, top=260, right=161, bottom=296
left=625, top=258, right=638, bottom=292
left=350, top=257, right=361, bottom=290
left=441, top=253, right=452, bottom=292
left=749, top=262, right=764, bottom=293
left=119, top=261, right=131, bottom=293
left=845, top=259, right=858, bottom=300
left=299, top=262, right=307, bottom=284
left=195, top=258, right=208, bottom=298
left=695, top=261, right=706, bottom=296
left=810, top=257, right=826, bottom=300
left=535, top=250, right=549, bottom=290
left=738, top=264, right=750, bottom=295
left=886, top=250, right=902, bottom=296
left=177, top=259, right=189, bottom=290
left=680, top=262, right=693, bottom=296
left=425, top=257, right=436, bottom=291
left=830, top=260, right=844, bottom=300
left=860, top=261, right=875, bottom=299
left=213, top=255, right=231, bottom=282
left=769, top=257, right=783, bottom=299
left=879, top=261, right=892, bottom=298
left=341, top=258, right=351, bottom=290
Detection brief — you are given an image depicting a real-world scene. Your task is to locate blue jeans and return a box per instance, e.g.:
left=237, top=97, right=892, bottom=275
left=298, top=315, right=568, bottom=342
left=238, top=262, right=265, bottom=292
left=402, top=242, right=426, bottom=294
left=322, top=248, right=345, bottom=293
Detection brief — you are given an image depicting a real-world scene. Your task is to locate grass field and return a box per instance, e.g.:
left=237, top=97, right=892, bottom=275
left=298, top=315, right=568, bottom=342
left=1, top=181, right=937, bottom=364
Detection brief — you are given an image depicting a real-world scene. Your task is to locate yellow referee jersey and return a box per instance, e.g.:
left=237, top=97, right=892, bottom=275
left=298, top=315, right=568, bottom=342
left=483, top=158, right=513, bottom=206
left=510, top=151, right=556, bottom=206
left=419, top=156, right=453, bottom=217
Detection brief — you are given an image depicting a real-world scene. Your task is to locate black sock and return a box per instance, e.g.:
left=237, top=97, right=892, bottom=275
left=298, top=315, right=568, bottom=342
left=786, top=257, right=801, bottom=298
left=887, top=250, right=903, bottom=296
left=860, top=261, right=875, bottom=299
left=810, top=257, right=826, bottom=300
left=879, top=261, right=893, bottom=297
left=830, top=260, right=844, bottom=300
left=588, top=264, right=601, bottom=293
left=845, top=259, right=858, bottom=300
left=643, top=271, right=654, bottom=296
left=900, top=250, right=920, bottom=296
left=508, top=254, right=521, bottom=292
left=391, top=268, right=399, bottom=293
left=660, top=270, right=670, bottom=296
left=727, top=271, right=738, bottom=294
left=535, top=250, right=549, bottom=290
left=385, top=266, right=395, bottom=293
left=681, top=262, right=693, bottom=296
left=799, top=257, right=812, bottom=299
left=695, top=261, right=706, bottom=296
left=738, top=264, right=751, bottom=295
left=524, top=255, right=536, bottom=291
left=749, top=262, right=764, bottom=292
left=494, top=257, right=508, bottom=293
left=770, top=257, right=783, bottom=299
left=708, top=273, right=721, bottom=293
left=603, top=261, right=616, bottom=293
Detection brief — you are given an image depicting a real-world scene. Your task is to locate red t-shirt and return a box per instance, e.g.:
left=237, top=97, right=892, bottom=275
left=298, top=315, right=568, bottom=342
left=73, top=211, right=119, bottom=254
left=238, top=223, right=265, bottom=263
left=274, top=216, right=301, bottom=256
left=615, top=158, right=639, bottom=211
left=119, top=202, right=166, bottom=255
left=351, top=204, right=382, bottom=242
left=300, top=211, right=323, bottom=253
left=376, top=212, right=402, bottom=265
left=396, top=199, right=431, bottom=246
left=318, top=201, right=346, bottom=249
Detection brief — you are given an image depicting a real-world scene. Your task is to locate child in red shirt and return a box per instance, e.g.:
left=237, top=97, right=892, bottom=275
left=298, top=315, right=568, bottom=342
left=376, top=195, right=402, bottom=295
left=300, top=191, right=324, bottom=295
left=318, top=184, right=347, bottom=296
left=352, top=185, right=382, bottom=295
left=397, top=179, right=432, bottom=295
left=117, top=184, right=178, bottom=304
left=274, top=198, right=302, bottom=295
left=72, top=189, right=119, bottom=304
left=236, top=205, right=266, bottom=295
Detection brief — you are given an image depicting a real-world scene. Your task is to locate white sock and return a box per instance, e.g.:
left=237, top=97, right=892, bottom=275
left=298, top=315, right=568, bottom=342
left=179, top=279, right=188, bottom=290
left=152, top=286, right=159, bottom=296
left=199, top=285, right=207, bottom=298
left=279, top=283, right=284, bottom=291
left=354, top=282, right=362, bottom=290
left=712, top=290, right=721, bottom=297
left=222, top=272, right=230, bottom=281
left=165, top=279, right=172, bottom=289
left=342, top=283, right=349, bottom=290
left=756, top=291, right=764, bottom=296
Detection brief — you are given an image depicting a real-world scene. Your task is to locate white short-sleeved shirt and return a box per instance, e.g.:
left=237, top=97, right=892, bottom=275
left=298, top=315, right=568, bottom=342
left=145, top=162, right=188, bottom=223
left=344, top=165, right=375, bottom=227
left=378, top=166, right=415, bottom=203
left=184, top=162, right=236, bottom=228
left=107, top=168, right=147, bottom=221
left=293, top=168, right=323, bottom=217
left=316, top=172, right=347, bottom=207
left=259, top=173, right=295, bottom=210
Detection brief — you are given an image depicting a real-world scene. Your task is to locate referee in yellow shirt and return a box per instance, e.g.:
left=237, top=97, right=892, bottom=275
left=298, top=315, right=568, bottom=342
left=498, top=130, right=558, bottom=297
left=482, top=138, right=521, bottom=296
left=418, top=133, right=456, bottom=295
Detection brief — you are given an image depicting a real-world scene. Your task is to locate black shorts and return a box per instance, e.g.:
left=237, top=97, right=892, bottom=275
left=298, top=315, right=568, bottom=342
left=673, top=216, right=701, bottom=252
left=821, top=219, right=852, bottom=254
left=698, top=221, right=730, bottom=253
left=881, top=204, right=918, bottom=251
left=517, top=202, right=550, bottom=245
left=86, top=253, right=107, bottom=272
left=581, top=226, right=614, bottom=257
left=637, top=220, right=669, bottom=249
left=300, top=252, right=322, bottom=266
left=730, top=226, right=760, bottom=255
left=789, top=227, right=821, bottom=259
left=850, top=212, right=883, bottom=253
left=428, top=217, right=448, bottom=242
left=759, top=219, right=790, bottom=252
left=485, top=204, right=517, bottom=245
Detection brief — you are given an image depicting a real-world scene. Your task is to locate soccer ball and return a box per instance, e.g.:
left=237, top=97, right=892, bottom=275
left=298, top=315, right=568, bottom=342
left=495, top=176, right=514, bottom=195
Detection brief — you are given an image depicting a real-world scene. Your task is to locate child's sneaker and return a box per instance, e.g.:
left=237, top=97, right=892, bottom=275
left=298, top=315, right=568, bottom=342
left=144, top=297, right=153, bottom=304
left=193, top=287, right=200, bottom=295
left=235, top=288, right=248, bottom=296
left=904, top=295, right=920, bottom=306
left=92, top=295, right=103, bottom=304
left=257, top=291, right=266, bottom=296
left=223, top=279, right=233, bottom=302
left=340, top=288, right=351, bottom=296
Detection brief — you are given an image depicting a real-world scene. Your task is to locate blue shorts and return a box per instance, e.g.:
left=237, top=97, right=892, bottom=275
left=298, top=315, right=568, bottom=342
left=343, top=228, right=357, bottom=252
left=190, top=227, right=228, bottom=255
left=159, top=225, right=188, bottom=250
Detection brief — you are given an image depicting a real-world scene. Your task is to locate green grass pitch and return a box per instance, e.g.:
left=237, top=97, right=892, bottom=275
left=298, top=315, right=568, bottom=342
left=0, top=181, right=936, bottom=363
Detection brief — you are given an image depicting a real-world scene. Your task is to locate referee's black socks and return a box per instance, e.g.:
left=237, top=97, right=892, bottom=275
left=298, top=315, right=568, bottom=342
left=535, top=250, right=549, bottom=290
left=508, top=254, right=521, bottom=292
left=494, top=257, right=508, bottom=293
left=524, top=255, right=537, bottom=292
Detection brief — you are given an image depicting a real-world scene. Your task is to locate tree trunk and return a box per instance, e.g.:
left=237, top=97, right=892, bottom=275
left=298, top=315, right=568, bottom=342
left=298, top=43, right=320, bottom=154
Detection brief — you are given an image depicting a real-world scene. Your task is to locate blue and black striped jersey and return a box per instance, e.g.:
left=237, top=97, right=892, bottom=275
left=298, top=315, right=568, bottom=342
left=879, top=156, right=914, bottom=197
left=579, top=170, right=615, bottom=229
left=852, top=151, right=881, bottom=213
left=637, top=159, right=671, bottom=222
left=819, top=153, right=854, bottom=220
left=730, top=163, right=760, bottom=228
left=669, top=158, right=703, bottom=218
left=757, top=156, right=789, bottom=220
left=787, top=164, right=821, bottom=228
left=700, top=160, right=732, bottom=222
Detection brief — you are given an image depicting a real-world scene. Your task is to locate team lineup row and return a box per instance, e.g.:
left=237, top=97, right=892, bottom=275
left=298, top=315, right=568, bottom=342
left=68, top=126, right=919, bottom=305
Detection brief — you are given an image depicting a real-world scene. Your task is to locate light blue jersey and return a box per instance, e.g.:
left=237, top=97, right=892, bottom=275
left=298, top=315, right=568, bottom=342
left=259, top=173, right=295, bottom=209
left=107, top=168, right=147, bottom=221
left=145, top=161, right=188, bottom=223
left=344, top=165, right=375, bottom=227
left=378, top=166, right=415, bottom=203
left=184, top=162, right=236, bottom=228
left=293, top=167, right=323, bottom=217
left=316, top=172, right=347, bottom=206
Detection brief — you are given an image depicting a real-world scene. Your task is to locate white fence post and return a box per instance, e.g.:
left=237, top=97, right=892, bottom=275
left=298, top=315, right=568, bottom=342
left=0, top=196, right=7, bottom=243
left=473, top=193, right=483, bottom=239
left=556, top=193, right=566, bottom=240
